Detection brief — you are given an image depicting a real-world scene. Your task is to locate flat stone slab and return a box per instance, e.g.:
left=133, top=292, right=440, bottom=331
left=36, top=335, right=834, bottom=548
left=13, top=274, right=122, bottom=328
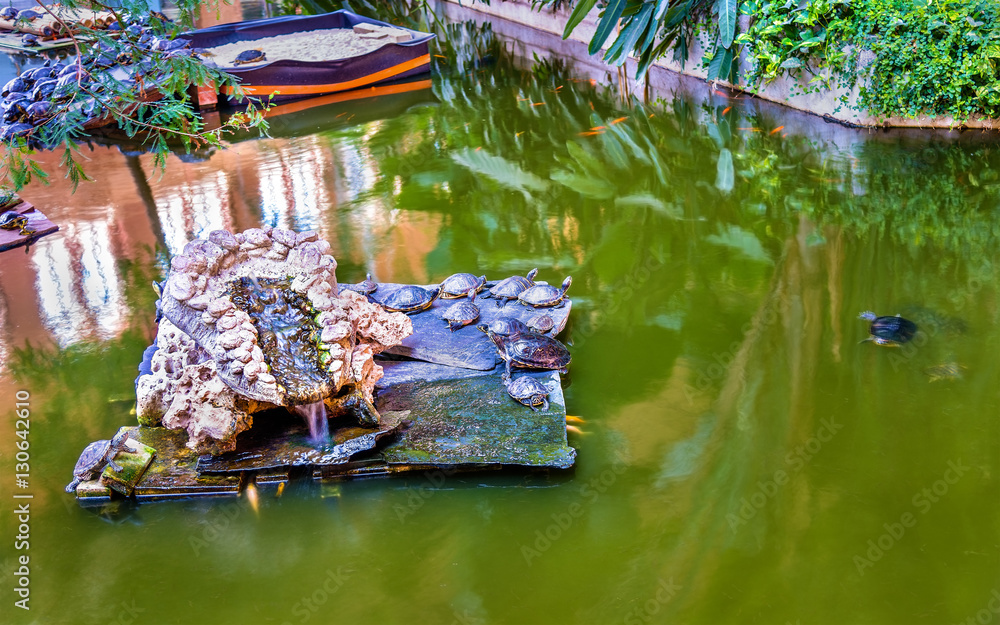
left=369, top=281, right=570, bottom=370
left=374, top=369, right=573, bottom=469
left=100, top=435, right=156, bottom=496
left=128, top=426, right=241, bottom=499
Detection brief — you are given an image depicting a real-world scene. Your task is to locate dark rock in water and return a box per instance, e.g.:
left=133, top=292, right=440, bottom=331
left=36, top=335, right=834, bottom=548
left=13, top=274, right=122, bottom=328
left=379, top=282, right=570, bottom=371
left=196, top=414, right=407, bottom=473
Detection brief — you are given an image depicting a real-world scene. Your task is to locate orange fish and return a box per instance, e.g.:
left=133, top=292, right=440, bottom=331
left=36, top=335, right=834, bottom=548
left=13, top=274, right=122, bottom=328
left=722, top=106, right=731, bottom=116
left=770, top=125, right=785, bottom=135
left=578, top=131, right=603, bottom=136
left=610, top=117, right=627, bottom=125
left=532, top=102, right=545, bottom=106
left=590, top=125, right=606, bottom=131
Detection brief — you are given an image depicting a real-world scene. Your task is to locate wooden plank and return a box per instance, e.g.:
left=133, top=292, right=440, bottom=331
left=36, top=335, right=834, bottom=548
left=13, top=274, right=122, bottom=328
left=0, top=201, right=60, bottom=253
left=0, top=31, right=80, bottom=52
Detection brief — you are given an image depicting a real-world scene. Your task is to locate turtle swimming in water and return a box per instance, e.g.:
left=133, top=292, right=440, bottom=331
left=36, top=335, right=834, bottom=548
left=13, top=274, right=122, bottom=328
left=924, top=361, right=966, bottom=382
left=440, top=272, right=486, bottom=299
left=370, top=284, right=441, bottom=314
left=65, top=430, right=132, bottom=493
left=232, top=48, right=266, bottom=66
left=481, top=325, right=571, bottom=381
left=441, top=289, right=480, bottom=331
left=858, top=311, right=917, bottom=346
left=0, top=210, right=33, bottom=235
left=505, top=375, right=550, bottom=411
left=519, top=276, right=572, bottom=308
left=484, top=268, right=538, bottom=308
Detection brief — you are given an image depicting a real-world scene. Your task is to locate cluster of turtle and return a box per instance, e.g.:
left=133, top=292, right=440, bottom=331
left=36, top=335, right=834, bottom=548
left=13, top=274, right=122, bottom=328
left=344, top=269, right=573, bottom=411
left=0, top=12, right=194, bottom=142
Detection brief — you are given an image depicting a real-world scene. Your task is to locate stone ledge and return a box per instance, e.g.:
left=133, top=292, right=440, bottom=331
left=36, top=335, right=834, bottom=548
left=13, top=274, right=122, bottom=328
left=441, top=0, right=998, bottom=130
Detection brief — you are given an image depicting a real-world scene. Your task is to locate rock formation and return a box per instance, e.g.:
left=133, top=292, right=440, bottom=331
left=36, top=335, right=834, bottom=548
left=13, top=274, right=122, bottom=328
left=136, top=227, right=412, bottom=454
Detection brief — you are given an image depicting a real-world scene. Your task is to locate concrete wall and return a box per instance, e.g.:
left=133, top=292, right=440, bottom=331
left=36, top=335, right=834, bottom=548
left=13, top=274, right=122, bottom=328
left=441, top=0, right=998, bottom=131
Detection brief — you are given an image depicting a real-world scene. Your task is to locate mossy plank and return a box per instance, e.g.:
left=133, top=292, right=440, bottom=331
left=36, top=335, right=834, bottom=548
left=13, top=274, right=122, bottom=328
left=100, top=432, right=156, bottom=496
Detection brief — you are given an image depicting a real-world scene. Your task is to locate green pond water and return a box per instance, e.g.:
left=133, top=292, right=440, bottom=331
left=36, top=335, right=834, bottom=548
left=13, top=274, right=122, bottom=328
left=1, top=5, right=999, bottom=625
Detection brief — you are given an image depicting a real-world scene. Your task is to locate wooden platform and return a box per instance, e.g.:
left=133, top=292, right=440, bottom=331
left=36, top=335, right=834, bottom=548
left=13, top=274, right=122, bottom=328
left=0, top=200, right=59, bottom=252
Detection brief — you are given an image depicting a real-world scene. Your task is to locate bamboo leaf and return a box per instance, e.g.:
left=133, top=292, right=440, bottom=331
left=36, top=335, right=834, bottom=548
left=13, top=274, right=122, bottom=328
left=715, top=148, right=734, bottom=193
left=452, top=148, right=549, bottom=200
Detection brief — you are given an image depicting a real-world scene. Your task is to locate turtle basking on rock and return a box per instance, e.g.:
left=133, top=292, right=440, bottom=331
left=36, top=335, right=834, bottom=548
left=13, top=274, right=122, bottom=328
left=519, top=276, right=572, bottom=308
left=858, top=311, right=917, bottom=346
left=65, top=430, right=132, bottom=493
left=232, top=48, right=266, bottom=66
left=369, top=284, right=441, bottom=314
left=481, top=324, right=571, bottom=381
left=527, top=313, right=556, bottom=334
left=484, top=268, right=537, bottom=308
left=441, top=289, right=480, bottom=331
left=479, top=317, right=532, bottom=337
left=0, top=6, right=18, bottom=20
left=341, top=273, right=378, bottom=296
left=505, top=375, right=550, bottom=411
left=440, top=272, right=486, bottom=299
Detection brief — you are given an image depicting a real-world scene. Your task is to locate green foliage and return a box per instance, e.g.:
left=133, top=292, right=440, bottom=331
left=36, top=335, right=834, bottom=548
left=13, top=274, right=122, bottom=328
left=738, top=0, right=1000, bottom=121
left=1, top=0, right=270, bottom=193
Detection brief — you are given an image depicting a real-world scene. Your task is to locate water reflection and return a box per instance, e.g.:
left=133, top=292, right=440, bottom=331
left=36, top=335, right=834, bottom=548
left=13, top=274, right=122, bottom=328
left=0, top=4, right=997, bottom=624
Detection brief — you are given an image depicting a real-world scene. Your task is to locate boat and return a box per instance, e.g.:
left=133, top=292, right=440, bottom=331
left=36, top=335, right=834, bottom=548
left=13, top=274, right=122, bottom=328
left=186, top=10, right=436, bottom=103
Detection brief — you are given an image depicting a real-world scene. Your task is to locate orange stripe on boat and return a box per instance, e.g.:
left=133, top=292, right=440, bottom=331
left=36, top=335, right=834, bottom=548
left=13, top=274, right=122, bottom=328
left=224, top=54, right=431, bottom=97
left=262, top=79, right=433, bottom=117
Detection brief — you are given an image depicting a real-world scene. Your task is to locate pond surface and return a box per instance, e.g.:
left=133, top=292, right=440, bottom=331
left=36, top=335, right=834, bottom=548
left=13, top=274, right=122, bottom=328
left=1, top=4, right=998, bottom=625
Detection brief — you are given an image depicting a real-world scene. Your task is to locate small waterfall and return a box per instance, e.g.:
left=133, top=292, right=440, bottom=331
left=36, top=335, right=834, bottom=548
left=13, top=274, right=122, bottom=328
left=294, top=400, right=330, bottom=444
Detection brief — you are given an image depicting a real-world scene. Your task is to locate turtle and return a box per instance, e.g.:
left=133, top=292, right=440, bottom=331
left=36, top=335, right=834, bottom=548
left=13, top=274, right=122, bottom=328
left=0, top=210, right=32, bottom=234
left=21, top=34, right=39, bottom=48
left=341, top=273, right=378, bottom=296
left=2, top=77, right=26, bottom=97
left=484, top=268, right=538, bottom=308
left=519, top=276, right=572, bottom=308
left=0, top=123, right=32, bottom=141
left=441, top=289, right=480, bottom=331
left=233, top=48, right=266, bottom=66
left=2, top=99, right=28, bottom=124
left=30, top=79, right=56, bottom=102
left=505, top=375, right=550, bottom=411
left=482, top=325, right=571, bottom=381
left=924, top=362, right=966, bottom=382
left=0, top=7, right=18, bottom=20
left=151, top=37, right=191, bottom=52
left=24, top=100, right=53, bottom=125
left=17, top=9, right=40, bottom=21
left=858, top=311, right=918, bottom=346
left=440, top=272, right=486, bottom=299
left=477, top=317, right=532, bottom=337
left=370, top=284, right=441, bottom=314
left=64, top=430, right=132, bottom=493
left=527, top=313, right=555, bottom=334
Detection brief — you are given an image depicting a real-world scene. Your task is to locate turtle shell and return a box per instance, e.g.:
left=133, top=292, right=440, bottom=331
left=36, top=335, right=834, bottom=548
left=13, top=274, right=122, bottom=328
left=440, top=273, right=486, bottom=298
left=519, top=276, right=571, bottom=308
left=72, top=439, right=112, bottom=476
left=488, top=268, right=538, bottom=301
left=506, top=375, right=549, bottom=410
left=0, top=211, right=26, bottom=230
left=868, top=315, right=917, bottom=345
left=371, top=285, right=440, bottom=313
left=18, top=10, right=40, bottom=21
left=234, top=49, right=266, bottom=65
left=490, top=331, right=571, bottom=372
left=342, top=273, right=377, bottom=296
left=2, top=77, right=25, bottom=97
left=441, top=293, right=480, bottom=330
left=479, top=317, right=531, bottom=337
left=527, top=314, right=555, bottom=333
